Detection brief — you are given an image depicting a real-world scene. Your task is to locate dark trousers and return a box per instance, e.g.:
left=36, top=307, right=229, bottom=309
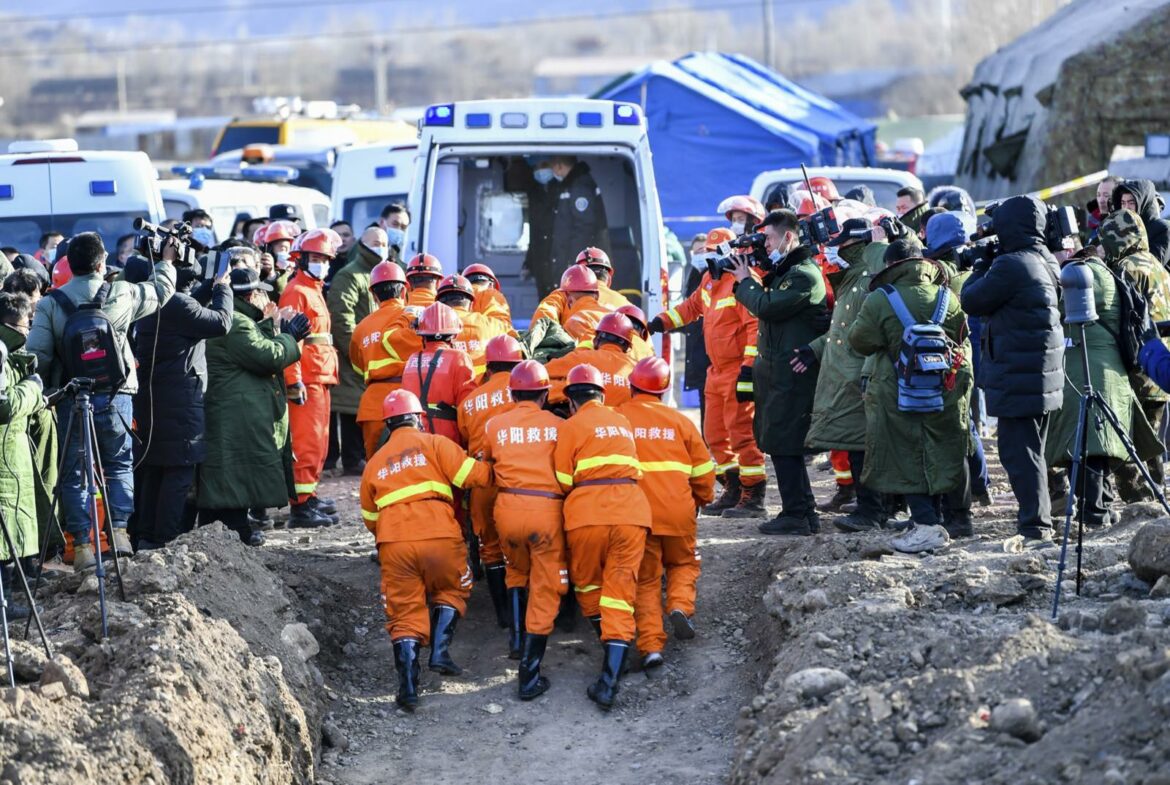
left=326, top=412, right=366, bottom=471
left=997, top=414, right=1052, bottom=534
left=197, top=508, right=252, bottom=543
left=771, top=454, right=813, bottom=517
left=1069, top=456, right=1111, bottom=529
left=135, top=464, right=196, bottom=546
left=906, top=494, right=941, bottom=527
left=969, top=421, right=990, bottom=496
left=943, top=458, right=972, bottom=526
left=847, top=450, right=886, bottom=520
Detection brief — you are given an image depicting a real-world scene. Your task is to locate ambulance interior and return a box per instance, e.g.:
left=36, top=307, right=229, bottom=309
left=422, top=151, right=645, bottom=327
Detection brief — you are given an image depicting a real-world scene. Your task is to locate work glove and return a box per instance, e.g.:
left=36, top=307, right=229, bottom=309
left=286, top=382, right=307, bottom=406
left=790, top=345, right=818, bottom=374
left=735, top=365, right=754, bottom=404
left=647, top=315, right=667, bottom=335
left=812, top=308, right=832, bottom=335
left=281, top=313, right=312, bottom=343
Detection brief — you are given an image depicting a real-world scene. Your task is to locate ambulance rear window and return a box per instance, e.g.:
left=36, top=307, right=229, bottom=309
left=478, top=191, right=528, bottom=253
left=215, top=126, right=280, bottom=156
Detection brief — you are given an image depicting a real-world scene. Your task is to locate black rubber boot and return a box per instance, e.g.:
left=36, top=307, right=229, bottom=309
left=428, top=605, right=463, bottom=675
left=0, top=562, right=30, bottom=621
left=806, top=506, right=821, bottom=534
left=944, top=509, right=975, bottom=539
left=554, top=590, right=579, bottom=632
left=587, top=614, right=602, bottom=639
left=834, top=512, right=884, bottom=532
left=703, top=469, right=740, bottom=515
left=484, top=564, right=509, bottom=629
left=518, top=633, right=550, bottom=701
left=289, top=501, right=333, bottom=528
left=758, top=514, right=812, bottom=536
left=392, top=638, right=420, bottom=711
left=586, top=640, right=631, bottom=711
left=818, top=484, right=856, bottom=512
left=722, top=481, right=767, bottom=518
left=507, top=587, right=527, bottom=660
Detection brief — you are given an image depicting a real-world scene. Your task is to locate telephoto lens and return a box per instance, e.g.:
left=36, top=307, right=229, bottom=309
left=1059, top=259, right=1098, bottom=325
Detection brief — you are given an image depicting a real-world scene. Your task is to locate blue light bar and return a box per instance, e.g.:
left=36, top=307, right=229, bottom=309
left=238, top=165, right=298, bottom=181
left=501, top=112, right=528, bottom=129
left=90, top=180, right=117, bottom=196
left=465, top=113, right=491, bottom=129
left=374, top=165, right=397, bottom=179
left=188, top=172, right=205, bottom=190
left=540, top=112, right=567, bottom=129
left=0, top=184, right=12, bottom=200
left=424, top=104, right=455, bottom=127
left=613, top=104, right=641, bottom=126
left=577, top=111, right=603, bottom=128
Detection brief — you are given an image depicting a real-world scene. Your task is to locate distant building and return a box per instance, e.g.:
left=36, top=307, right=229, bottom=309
left=24, top=77, right=119, bottom=125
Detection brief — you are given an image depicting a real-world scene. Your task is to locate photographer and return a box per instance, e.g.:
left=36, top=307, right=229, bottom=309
left=27, top=232, right=175, bottom=571
left=731, top=209, right=828, bottom=536
left=960, top=196, right=1064, bottom=543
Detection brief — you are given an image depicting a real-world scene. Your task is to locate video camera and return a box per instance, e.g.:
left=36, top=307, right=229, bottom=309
left=953, top=199, right=1079, bottom=270
left=705, top=232, right=770, bottom=277
left=133, top=218, right=205, bottom=268
left=798, top=207, right=840, bottom=249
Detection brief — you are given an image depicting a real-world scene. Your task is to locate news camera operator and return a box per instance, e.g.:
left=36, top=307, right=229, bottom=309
left=26, top=231, right=176, bottom=572
left=960, top=196, right=1064, bottom=544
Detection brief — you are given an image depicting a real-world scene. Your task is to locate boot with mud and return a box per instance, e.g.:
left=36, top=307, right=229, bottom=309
left=507, top=587, right=526, bottom=660
left=758, top=513, right=812, bottom=536
left=392, top=638, right=421, bottom=711
left=72, top=542, right=96, bottom=574
left=818, top=484, right=855, bottom=513
left=428, top=605, right=463, bottom=675
left=703, top=469, right=740, bottom=516
left=587, top=640, right=631, bottom=711
left=517, top=633, right=550, bottom=701
left=289, top=501, right=334, bottom=528
left=484, top=564, right=509, bottom=629
left=587, top=614, right=602, bottom=639
left=722, top=481, right=766, bottom=518
left=669, top=608, right=696, bottom=640
left=944, top=509, right=975, bottom=539
left=111, top=528, right=134, bottom=557
left=554, top=590, right=579, bottom=632
left=0, top=562, right=30, bottom=620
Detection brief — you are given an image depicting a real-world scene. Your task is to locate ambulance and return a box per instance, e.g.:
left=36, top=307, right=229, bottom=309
left=330, top=143, right=417, bottom=229
left=406, top=98, right=669, bottom=333
left=0, top=139, right=165, bottom=255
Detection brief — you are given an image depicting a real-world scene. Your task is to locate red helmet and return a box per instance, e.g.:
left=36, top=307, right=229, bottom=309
left=462, top=262, right=499, bottom=289
left=616, top=304, right=647, bottom=333
left=509, top=359, right=550, bottom=391
left=629, top=357, right=671, bottom=394
left=296, top=228, right=338, bottom=259
left=406, top=254, right=443, bottom=279
left=717, top=194, right=766, bottom=223
left=52, top=258, right=72, bottom=289
left=485, top=334, right=524, bottom=364
left=382, top=389, right=424, bottom=420
left=565, top=363, right=605, bottom=392
left=595, top=312, right=636, bottom=346
left=369, top=260, right=407, bottom=288
left=807, top=176, right=841, bottom=202
left=793, top=191, right=830, bottom=218
left=416, top=302, right=462, bottom=338
left=575, top=247, right=612, bottom=271
left=437, top=274, right=474, bottom=301
left=704, top=227, right=737, bottom=252
left=560, top=265, right=599, bottom=294
left=262, top=219, right=300, bottom=245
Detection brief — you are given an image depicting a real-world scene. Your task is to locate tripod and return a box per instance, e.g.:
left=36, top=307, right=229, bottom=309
left=0, top=505, right=53, bottom=686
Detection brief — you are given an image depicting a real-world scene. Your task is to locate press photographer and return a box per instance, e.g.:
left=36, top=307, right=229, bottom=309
left=26, top=231, right=176, bottom=572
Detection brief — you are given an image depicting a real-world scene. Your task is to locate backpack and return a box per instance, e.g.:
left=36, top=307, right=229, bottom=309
left=48, top=283, right=128, bottom=394
left=878, top=284, right=954, bottom=414
left=1099, top=266, right=1148, bottom=373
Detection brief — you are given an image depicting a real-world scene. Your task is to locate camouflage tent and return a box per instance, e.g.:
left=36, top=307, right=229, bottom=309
left=956, top=0, right=1170, bottom=201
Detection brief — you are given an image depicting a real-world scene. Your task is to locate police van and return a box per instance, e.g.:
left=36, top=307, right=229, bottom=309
left=406, top=98, right=668, bottom=331
left=331, top=143, right=417, bottom=229
left=0, top=139, right=165, bottom=254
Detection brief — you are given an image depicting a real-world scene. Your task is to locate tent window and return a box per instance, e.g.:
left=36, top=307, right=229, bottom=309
left=983, top=127, right=1030, bottom=179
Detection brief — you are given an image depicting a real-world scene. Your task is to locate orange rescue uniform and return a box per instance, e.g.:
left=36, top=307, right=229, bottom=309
left=402, top=343, right=478, bottom=446
left=618, top=394, right=716, bottom=654
left=554, top=400, right=650, bottom=641
left=531, top=282, right=631, bottom=325
left=360, top=427, right=492, bottom=643
left=350, top=298, right=423, bottom=457
left=456, top=371, right=515, bottom=566
left=545, top=343, right=636, bottom=406
left=407, top=287, right=436, bottom=309
left=279, top=270, right=339, bottom=503
left=472, top=287, right=512, bottom=327
left=661, top=269, right=765, bottom=487
left=483, top=402, right=569, bottom=635
left=450, top=305, right=517, bottom=378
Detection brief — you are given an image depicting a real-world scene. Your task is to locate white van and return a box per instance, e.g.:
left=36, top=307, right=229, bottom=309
left=750, top=166, right=924, bottom=213
left=406, top=98, right=668, bottom=331
left=0, top=139, right=165, bottom=254
left=331, top=143, right=417, bottom=229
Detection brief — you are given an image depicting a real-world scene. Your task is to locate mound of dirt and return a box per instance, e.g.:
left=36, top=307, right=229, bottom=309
left=0, top=524, right=323, bottom=784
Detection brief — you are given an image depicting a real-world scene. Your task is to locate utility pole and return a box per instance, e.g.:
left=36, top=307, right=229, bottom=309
left=116, top=56, right=128, bottom=114
left=372, top=38, right=388, bottom=114
left=762, top=0, right=775, bottom=69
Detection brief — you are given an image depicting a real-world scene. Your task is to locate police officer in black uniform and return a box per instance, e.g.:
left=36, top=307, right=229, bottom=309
left=547, top=155, right=609, bottom=271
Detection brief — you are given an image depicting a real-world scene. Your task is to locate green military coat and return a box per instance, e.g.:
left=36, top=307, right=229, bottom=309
left=327, top=244, right=381, bottom=414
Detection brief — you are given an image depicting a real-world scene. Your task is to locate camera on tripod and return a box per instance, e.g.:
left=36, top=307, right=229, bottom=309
left=45, top=377, right=93, bottom=407
left=798, top=207, right=839, bottom=249
left=133, top=218, right=204, bottom=267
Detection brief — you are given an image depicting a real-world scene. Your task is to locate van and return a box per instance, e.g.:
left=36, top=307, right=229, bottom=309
left=0, top=139, right=165, bottom=255
left=406, top=98, right=667, bottom=332
left=331, top=143, right=417, bottom=229
left=750, top=166, right=924, bottom=213
left=211, top=115, right=416, bottom=158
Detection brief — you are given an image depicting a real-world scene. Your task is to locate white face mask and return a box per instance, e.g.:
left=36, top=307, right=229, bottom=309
left=823, top=245, right=849, bottom=270
left=533, top=168, right=554, bottom=186
left=730, top=220, right=746, bottom=236
left=306, top=261, right=329, bottom=279
left=385, top=227, right=405, bottom=249
left=691, top=251, right=713, bottom=271
left=365, top=242, right=389, bottom=262
left=768, top=248, right=783, bottom=265
left=274, top=251, right=290, bottom=270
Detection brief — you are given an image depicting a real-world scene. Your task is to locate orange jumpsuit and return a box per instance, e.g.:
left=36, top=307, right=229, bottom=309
left=561, top=295, right=612, bottom=343
left=450, top=305, right=517, bottom=379
left=360, top=427, right=492, bottom=642
left=401, top=343, right=477, bottom=446
left=661, top=270, right=765, bottom=487
left=456, top=371, right=515, bottom=566
left=483, top=402, right=568, bottom=635
left=472, top=287, right=512, bottom=327
left=407, top=286, right=436, bottom=309
left=554, top=400, right=650, bottom=642
left=545, top=343, right=636, bottom=406
left=618, top=394, right=716, bottom=654
left=350, top=298, right=423, bottom=457
left=279, top=270, right=339, bottom=503
left=531, top=282, right=630, bottom=325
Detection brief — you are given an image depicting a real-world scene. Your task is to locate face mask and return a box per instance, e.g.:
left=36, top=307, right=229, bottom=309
left=552, top=172, right=565, bottom=183
left=364, top=243, right=389, bottom=262
left=823, top=246, right=849, bottom=270
left=730, top=220, right=746, bottom=237
left=385, top=227, right=405, bottom=249
left=192, top=227, right=216, bottom=248
left=307, top=261, right=329, bottom=280
left=768, top=248, right=783, bottom=265
left=690, top=251, right=712, bottom=271
left=533, top=168, right=555, bottom=186
left=274, top=251, right=290, bottom=270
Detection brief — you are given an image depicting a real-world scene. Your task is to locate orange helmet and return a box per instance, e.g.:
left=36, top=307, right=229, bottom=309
left=560, top=265, right=599, bottom=294
left=595, top=312, right=636, bottom=346
left=704, top=227, right=737, bottom=252
left=52, top=258, right=72, bottom=289
left=406, top=254, right=443, bottom=279
left=296, top=228, right=338, bottom=259
left=382, top=389, right=424, bottom=420
left=262, top=219, right=300, bottom=246
left=437, top=274, right=474, bottom=301
left=462, top=262, right=499, bottom=289
left=616, top=304, right=647, bottom=334
left=717, top=194, right=766, bottom=223
left=485, top=334, right=524, bottom=364
left=565, top=363, right=605, bottom=392
left=575, top=247, right=612, bottom=271
left=509, top=359, right=551, bottom=392
left=792, top=191, right=831, bottom=218
left=416, top=302, right=462, bottom=338
left=369, top=260, right=407, bottom=288
left=807, top=176, right=840, bottom=203
left=629, top=357, right=671, bottom=395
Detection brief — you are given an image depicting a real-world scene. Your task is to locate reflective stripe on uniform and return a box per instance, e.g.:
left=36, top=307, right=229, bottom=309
left=452, top=457, right=476, bottom=488
left=294, top=482, right=317, bottom=495
left=375, top=480, right=453, bottom=508
left=575, top=454, right=641, bottom=475
left=473, top=364, right=487, bottom=376
left=736, top=381, right=754, bottom=392
left=743, top=346, right=758, bottom=358
left=639, top=460, right=690, bottom=474
left=691, top=460, right=715, bottom=477
left=663, top=309, right=684, bottom=329
left=574, top=584, right=601, bottom=594
left=715, top=461, right=738, bottom=474
left=700, top=290, right=711, bottom=307
left=361, top=508, right=379, bottom=522
left=556, top=470, right=575, bottom=487
left=740, top=465, right=766, bottom=478
left=714, top=296, right=736, bottom=309
left=599, top=595, right=635, bottom=613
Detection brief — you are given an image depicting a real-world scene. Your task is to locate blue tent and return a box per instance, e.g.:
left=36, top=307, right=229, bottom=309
left=598, top=52, right=877, bottom=239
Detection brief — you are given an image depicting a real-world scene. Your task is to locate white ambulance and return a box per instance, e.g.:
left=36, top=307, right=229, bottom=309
left=330, top=143, right=417, bottom=229
left=406, top=98, right=668, bottom=332
left=0, top=139, right=165, bottom=254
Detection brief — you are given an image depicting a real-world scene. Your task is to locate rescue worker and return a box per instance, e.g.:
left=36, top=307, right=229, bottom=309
left=531, top=248, right=630, bottom=326
left=648, top=228, right=766, bottom=517
left=405, top=254, right=443, bottom=309
left=482, top=360, right=569, bottom=699
left=615, top=303, right=656, bottom=361
left=402, top=302, right=477, bottom=445
left=436, top=274, right=515, bottom=377
left=553, top=265, right=611, bottom=343
left=546, top=155, right=610, bottom=271
left=456, top=334, right=525, bottom=642
left=463, top=262, right=512, bottom=326
left=545, top=312, right=638, bottom=406
left=717, top=194, right=766, bottom=237
left=554, top=364, right=651, bottom=711
left=258, top=220, right=301, bottom=295
left=359, top=389, right=492, bottom=711
left=806, top=176, right=842, bottom=205
left=618, top=357, right=715, bottom=669
left=350, top=261, right=421, bottom=457
left=279, top=228, right=342, bottom=527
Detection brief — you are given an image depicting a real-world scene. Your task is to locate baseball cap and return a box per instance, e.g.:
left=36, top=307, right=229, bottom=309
left=268, top=203, right=304, bottom=223
left=229, top=267, right=273, bottom=293
left=826, top=217, right=873, bottom=247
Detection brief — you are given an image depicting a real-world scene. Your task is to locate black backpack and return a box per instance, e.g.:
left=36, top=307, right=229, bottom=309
left=48, top=283, right=128, bottom=393
left=1099, top=267, right=1149, bottom=373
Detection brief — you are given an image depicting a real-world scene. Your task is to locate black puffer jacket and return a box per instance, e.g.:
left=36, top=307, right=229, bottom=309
left=1112, top=178, right=1170, bottom=266
left=960, top=195, right=1064, bottom=418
